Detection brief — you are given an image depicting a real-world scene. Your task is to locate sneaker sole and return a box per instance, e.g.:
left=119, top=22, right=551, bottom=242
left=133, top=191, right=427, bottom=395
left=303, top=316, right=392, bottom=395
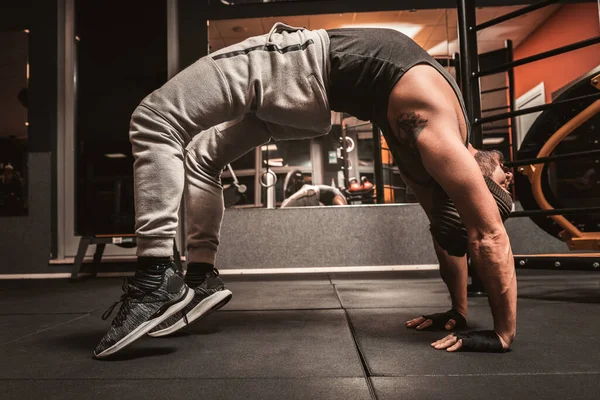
left=148, top=289, right=233, bottom=337
left=93, top=287, right=195, bottom=359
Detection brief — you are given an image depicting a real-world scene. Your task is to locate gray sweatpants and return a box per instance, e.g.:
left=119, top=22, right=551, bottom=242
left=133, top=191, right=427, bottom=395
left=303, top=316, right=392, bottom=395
left=129, top=23, right=331, bottom=264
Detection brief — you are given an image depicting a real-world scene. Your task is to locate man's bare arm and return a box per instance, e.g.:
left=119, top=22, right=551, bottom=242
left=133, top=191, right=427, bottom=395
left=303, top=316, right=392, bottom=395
left=404, top=180, right=469, bottom=331
left=435, top=243, right=469, bottom=318
left=406, top=245, right=469, bottom=331
left=412, top=115, right=517, bottom=349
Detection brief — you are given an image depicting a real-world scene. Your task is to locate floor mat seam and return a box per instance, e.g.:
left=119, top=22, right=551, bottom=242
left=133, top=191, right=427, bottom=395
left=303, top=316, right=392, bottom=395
left=0, top=313, right=90, bottom=347
left=333, top=284, right=378, bottom=400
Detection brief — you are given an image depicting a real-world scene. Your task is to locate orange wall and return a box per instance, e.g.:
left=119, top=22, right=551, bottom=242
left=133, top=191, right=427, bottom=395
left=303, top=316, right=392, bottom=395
left=514, top=3, right=600, bottom=102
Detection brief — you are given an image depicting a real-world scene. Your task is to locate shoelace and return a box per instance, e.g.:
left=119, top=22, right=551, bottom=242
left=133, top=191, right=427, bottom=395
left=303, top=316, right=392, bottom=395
left=101, top=278, right=169, bottom=327
left=101, top=279, right=147, bottom=325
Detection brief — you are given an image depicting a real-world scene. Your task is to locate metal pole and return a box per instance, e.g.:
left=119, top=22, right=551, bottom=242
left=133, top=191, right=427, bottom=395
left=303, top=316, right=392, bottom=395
left=457, top=0, right=483, bottom=148
left=482, top=106, right=510, bottom=113
left=340, top=122, right=349, bottom=188
left=506, top=40, right=518, bottom=161
left=510, top=206, right=600, bottom=218
left=476, top=0, right=562, bottom=31
left=476, top=92, right=600, bottom=125
left=452, top=52, right=462, bottom=89
left=505, top=148, right=600, bottom=167
left=481, top=86, right=508, bottom=95
left=372, top=124, right=384, bottom=204
left=476, top=36, right=600, bottom=78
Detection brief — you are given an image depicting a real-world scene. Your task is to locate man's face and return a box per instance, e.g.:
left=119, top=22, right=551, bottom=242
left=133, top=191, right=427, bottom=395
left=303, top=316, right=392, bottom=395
left=491, top=160, right=513, bottom=194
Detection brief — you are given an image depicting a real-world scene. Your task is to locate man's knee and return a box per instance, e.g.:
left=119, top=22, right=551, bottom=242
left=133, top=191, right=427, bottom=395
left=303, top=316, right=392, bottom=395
left=185, top=134, right=223, bottom=178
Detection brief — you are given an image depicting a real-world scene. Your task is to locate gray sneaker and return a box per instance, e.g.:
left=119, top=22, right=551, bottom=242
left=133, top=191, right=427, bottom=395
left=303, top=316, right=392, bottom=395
left=94, top=265, right=194, bottom=358
left=148, top=269, right=232, bottom=337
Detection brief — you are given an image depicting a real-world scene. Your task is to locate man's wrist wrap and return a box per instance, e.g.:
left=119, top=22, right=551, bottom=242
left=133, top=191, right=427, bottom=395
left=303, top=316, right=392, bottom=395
left=453, top=330, right=506, bottom=352
left=422, top=309, right=467, bottom=330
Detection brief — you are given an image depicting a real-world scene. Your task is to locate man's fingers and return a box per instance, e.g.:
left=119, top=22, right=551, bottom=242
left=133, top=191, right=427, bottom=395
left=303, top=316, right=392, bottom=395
left=446, top=339, right=463, bottom=352
left=416, top=319, right=433, bottom=330
left=445, top=319, right=456, bottom=331
left=431, top=334, right=457, bottom=350
left=406, top=317, right=426, bottom=328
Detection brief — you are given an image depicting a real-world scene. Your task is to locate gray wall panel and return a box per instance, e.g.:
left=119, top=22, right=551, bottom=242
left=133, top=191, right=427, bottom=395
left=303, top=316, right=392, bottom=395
left=216, top=205, right=438, bottom=269
left=0, top=152, right=51, bottom=273
left=505, top=218, right=570, bottom=255
left=216, top=204, right=575, bottom=270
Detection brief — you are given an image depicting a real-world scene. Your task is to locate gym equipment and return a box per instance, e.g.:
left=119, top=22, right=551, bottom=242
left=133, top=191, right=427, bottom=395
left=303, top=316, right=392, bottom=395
left=282, top=169, right=305, bottom=200
left=223, top=164, right=248, bottom=208
left=343, top=176, right=375, bottom=205
left=260, top=141, right=277, bottom=208
left=512, top=70, right=600, bottom=247
left=361, top=176, right=374, bottom=191
left=459, top=0, right=600, bottom=272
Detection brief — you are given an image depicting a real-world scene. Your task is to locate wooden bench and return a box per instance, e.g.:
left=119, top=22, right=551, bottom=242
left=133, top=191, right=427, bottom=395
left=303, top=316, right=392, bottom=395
left=71, top=234, right=182, bottom=280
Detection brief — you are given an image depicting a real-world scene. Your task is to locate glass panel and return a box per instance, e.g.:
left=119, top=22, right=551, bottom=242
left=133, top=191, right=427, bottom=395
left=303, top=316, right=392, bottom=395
left=261, top=172, right=312, bottom=206
left=0, top=30, right=29, bottom=216
left=230, top=149, right=255, bottom=170
left=263, top=140, right=312, bottom=169
left=74, top=0, right=167, bottom=234
left=222, top=175, right=256, bottom=208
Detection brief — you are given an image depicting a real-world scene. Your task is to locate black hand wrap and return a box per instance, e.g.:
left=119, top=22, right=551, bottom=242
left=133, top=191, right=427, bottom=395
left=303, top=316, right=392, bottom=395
left=422, top=309, right=467, bottom=330
left=429, top=178, right=513, bottom=257
left=453, top=330, right=506, bottom=352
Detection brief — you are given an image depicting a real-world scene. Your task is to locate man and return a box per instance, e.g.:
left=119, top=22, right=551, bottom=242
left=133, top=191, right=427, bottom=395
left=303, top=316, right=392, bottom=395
left=94, top=23, right=516, bottom=358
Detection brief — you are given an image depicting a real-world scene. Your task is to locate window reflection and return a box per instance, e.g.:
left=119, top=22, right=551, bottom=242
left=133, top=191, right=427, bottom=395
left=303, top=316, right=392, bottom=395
left=0, top=30, right=29, bottom=216
left=75, top=0, right=167, bottom=234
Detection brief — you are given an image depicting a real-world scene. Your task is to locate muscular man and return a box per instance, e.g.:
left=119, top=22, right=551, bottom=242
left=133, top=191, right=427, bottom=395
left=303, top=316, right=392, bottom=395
left=94, top=24, right=516, bottom=358
left=281, top=184, right=347, bottom=208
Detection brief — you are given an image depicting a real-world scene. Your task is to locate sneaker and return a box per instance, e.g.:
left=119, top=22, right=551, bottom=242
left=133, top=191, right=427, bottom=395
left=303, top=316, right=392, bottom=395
left=148, top=268, right=233, bottom=337
left=94, top=265, right=195, bottom=358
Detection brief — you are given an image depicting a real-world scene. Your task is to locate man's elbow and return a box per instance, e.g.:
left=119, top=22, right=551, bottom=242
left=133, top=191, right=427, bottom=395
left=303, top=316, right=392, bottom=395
left=467, top=225, right=509, bottom=251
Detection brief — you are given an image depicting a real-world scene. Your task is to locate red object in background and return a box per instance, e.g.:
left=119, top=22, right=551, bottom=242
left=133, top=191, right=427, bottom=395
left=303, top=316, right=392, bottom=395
left=349, top=178, right=363, bottom=192
left=361, top=176, right=374, bottom=190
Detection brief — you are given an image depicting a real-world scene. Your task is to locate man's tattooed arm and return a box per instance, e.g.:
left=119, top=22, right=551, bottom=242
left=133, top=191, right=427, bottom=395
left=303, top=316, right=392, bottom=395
left=395, top=112, right=428, bottom=148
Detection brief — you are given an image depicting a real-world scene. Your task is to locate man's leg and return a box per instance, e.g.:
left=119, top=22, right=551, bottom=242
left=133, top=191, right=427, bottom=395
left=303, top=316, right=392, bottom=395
left=149, top=115, right=272, bottom=337
left=96, top=24, right=331, bottom=357
left=95, top=55, right=236, bottom=358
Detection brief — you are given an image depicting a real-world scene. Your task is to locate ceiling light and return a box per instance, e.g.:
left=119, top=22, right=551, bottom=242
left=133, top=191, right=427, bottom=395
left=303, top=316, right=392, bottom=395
left=104, top=153, right=127, bottom=159
left=261, top=144, right=278, bottom=152
left=340, top=23, right=423, bottom=39
left=483, top=137, right=505, bottom=145
left=266, top=158, right=284, bottom=167
left=427, top=39, right=459, bottom=56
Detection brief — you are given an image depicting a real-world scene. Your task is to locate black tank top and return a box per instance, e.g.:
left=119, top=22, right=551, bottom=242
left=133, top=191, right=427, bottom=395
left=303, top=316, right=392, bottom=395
left=326, top=28, right=469, bottom=186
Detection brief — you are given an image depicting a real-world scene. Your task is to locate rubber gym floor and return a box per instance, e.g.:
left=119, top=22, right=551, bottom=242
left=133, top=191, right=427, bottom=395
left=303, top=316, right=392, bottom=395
left=0, top=269, right=598, bottom=399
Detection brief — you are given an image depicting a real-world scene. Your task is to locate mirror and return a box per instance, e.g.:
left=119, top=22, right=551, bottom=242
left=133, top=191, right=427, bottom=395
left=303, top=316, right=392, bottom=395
left=0, top=30, right=29, bottom=216
left=211, top=3, right=574, bottom=209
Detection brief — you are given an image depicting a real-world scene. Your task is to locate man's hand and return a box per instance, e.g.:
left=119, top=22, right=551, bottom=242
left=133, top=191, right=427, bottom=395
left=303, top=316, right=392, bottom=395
left=406, top=309, right=466, bottom=331
left=431, top=330, right=510, bottom=352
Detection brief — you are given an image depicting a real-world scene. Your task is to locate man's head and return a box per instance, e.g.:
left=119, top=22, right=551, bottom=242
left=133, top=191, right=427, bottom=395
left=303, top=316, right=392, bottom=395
left=429, top=149, right=514, bottom=257
left=474, top=150, right=513, bottom=194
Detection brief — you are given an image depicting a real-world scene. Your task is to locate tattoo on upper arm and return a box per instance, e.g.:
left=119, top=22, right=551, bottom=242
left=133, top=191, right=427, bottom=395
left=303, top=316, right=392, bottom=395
left=395, top=112, right=428, bottom=148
